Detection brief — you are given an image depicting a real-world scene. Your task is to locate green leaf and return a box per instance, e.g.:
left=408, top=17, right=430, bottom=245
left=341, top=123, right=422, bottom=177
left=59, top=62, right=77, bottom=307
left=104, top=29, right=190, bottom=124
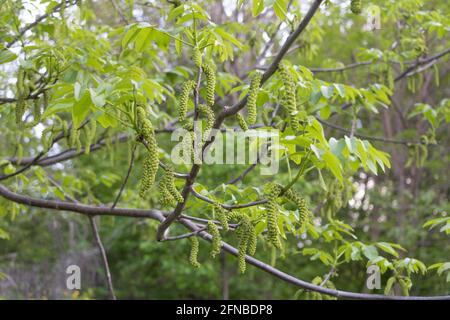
left=273, top=0, right=288, bottom=20
left=362, top=245, right=379, bottom=260
left=323, top=151, right=343, bottom=183
left=252, top=0, right=265, bottom=17
left=375, top=242, right=399, bottom=258
left=72, top=91, right=92, bottom=127
left=0, top=49, right=17, bottom=64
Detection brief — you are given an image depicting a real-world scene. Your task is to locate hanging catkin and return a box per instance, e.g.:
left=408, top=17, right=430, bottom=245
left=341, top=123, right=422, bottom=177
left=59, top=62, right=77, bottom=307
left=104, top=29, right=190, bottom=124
left=214, top=203, right=229, bottom=232
left=284, top=188, right=311, bottom=231
left=83, top=120, right=96, bottom=155
left=192, top=46, right=202, bottom=68
left=137, top=106, right=159, bottom=198
left=197, top=103, right=215, bottom=141
left=278, top=62, right=299, bottom=131
left=178, top=80, right=195, bottom=126
left=228, top=212, right=255, bottom=273
left=207, top=221, right=222, bottom=258
left=236, top=113, right=249, bottom=131
left=202, top=62, right=216, bottom=107
left=162, top=166, right=183, bottom=203
left=265, top=183, right=282, bottom=248
left=158, top=179, right=176, bottom=207
left=15, top=67, right=27, bottom=125
left=188, top=236, right=201, bottom=268
left=245, top=72, right=261, bottom=125
left=69, top=125, right=81, bottom=152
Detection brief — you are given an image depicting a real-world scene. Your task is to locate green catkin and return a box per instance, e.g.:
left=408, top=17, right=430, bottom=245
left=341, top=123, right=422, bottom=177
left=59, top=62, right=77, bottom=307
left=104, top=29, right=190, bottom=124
left=238, top=235, right=249, bottom=273
left=265, top=183, right=282, bottom=248
left=262, top=107, right=272, bottom=126
left=41, top=127, right=54, bottom=152
left=228, top=212, right=254, bottom=273
left=202, top=62, right=216, bottom=107
left=137, top=107, right=159, bottom=198
left=33, top=99, right=41, bottom=123
left=245, top=72, right=262, bottom=125
left=236, top=113, right=249, bottom=131
left=247, top=227, right=257, bottom=256
left=278, top=62, right=299, bottom=131
left=188, top=236, right=201, bottom=268
left=15, top=68, right=27, bottom=125
left=16, top=144, right=23, bottom=165
left=158, top=177, right=177, bottom=207
left=192, top=46, right=202, bottom=68
left=207, top=221, right=222, bottom=258
left=69, top=125, right=81, bottom=152
left=350, top=0, right=362, bottom=14
left=84, top=120, right=96, bottom=155
left=284, top=189, right=311, bottom=231
left=163, top=166, right=183, bottom=203
left=197, top=103, right=215, bottom=141
left=182, top=130, right=194, bottom=162
left=178, top=80, right=196, bottom=125
left=214, top=203, right=229, bottom=232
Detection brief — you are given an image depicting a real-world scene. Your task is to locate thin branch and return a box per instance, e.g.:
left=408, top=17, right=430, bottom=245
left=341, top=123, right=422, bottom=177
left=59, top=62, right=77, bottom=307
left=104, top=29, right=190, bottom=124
left=190, top=186, right=267, bottom=209
left=4, top=1, right=77, bottom=49
left=161, top=226, right=207, bottom=242
left=316, top=117, right=425, bottom=145
left=1, top=183, right=449, bottom=300
left=180, top=218, right=450, bottom=300
left=319, top=267, right=335, bottom=287
left=395, top=47, right=450, bottom=81
left=111, top=144, right=137, bottom=209
left=89, top=216, right=117, bottom=300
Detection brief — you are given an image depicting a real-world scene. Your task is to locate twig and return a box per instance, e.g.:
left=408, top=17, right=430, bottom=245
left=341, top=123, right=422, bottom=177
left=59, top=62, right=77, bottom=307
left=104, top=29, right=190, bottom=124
left=88, top=216, right=117, bottom=300
left=162, top=226, right=207, bottom=241
left=111, top=144, right=137, bottom=209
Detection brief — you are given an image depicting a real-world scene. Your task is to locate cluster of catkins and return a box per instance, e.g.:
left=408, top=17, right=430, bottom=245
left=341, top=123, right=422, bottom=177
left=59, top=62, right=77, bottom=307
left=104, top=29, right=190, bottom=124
left=15, top=67, right=30, bottom=125
left=178, top=48, right=218, bottom=160
left=158, top=166, right=183, bottom=207
left=278, top=62, right=300, bottom=131
left=187, top=202, right=258, bottom=274
left=322, top=179, right=353, bottom=219
left=137, top=106, right=159, bottom=198
left=265, top=183, right=313, bottom=248
left=350, top=0, right=362, bottom=14
left=304, top=276, right=337, bottom=300
left=236, top=72, right=262, bottom=131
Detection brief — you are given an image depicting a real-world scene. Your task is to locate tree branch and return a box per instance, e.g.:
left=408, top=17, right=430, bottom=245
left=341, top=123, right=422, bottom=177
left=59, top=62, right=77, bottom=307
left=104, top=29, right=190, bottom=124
left=1, top=183, right=449, bottom=300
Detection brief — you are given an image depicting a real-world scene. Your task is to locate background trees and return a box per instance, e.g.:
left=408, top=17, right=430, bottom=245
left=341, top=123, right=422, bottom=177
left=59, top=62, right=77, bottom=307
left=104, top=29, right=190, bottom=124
left=0, top=0, right=448, bottom=299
